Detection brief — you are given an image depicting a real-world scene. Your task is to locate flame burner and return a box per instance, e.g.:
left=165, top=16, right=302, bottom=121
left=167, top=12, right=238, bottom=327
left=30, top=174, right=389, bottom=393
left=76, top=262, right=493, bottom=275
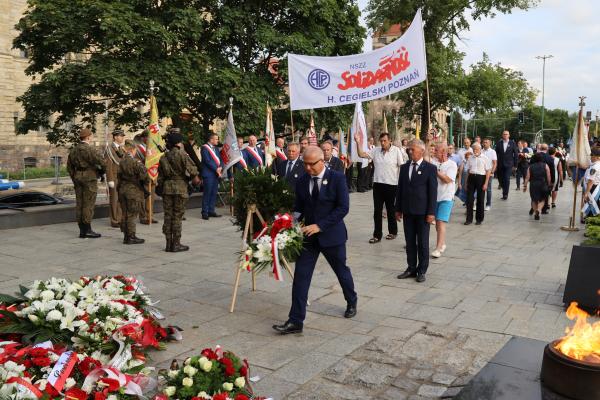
left=541, top=340, right=600, bottom=400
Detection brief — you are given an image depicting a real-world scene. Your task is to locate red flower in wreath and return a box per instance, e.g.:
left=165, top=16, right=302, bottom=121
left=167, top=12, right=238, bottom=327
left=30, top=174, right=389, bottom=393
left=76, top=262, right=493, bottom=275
left=201, top=348, right=218, bottom=360
left=79, top=356, right=101, bottom=376
left=29, top=348, right=49, bottom=358
left=98, top=377, right=121, bottom=392
left=31, top=356, right=52, bottom=367
left=65, top=387, right=88, bottom=400
left=234, top=395, right=250, bottom=400
left=212, top=394, right=229, bottom=400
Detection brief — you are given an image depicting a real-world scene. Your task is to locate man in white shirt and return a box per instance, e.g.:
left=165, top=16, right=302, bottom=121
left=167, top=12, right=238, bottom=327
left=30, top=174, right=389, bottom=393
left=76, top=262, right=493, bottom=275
left=354, top=132, right=406, bottom=243
left=482, top=138, right=498, bottom=211
left=465, top=143, right=491, bottom=225
left=431, top=143, right=457, bottom=258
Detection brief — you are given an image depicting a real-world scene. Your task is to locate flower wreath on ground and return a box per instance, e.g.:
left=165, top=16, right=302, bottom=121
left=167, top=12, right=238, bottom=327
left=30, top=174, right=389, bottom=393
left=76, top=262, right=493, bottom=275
left=157, top=346, right=266, bottom=400
left=241, top=213, right=303, bottom=281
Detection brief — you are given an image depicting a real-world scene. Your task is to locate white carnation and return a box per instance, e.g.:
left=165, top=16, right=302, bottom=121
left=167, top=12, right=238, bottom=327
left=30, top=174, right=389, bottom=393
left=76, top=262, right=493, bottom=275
left=46, top=310, right=62, bottom=321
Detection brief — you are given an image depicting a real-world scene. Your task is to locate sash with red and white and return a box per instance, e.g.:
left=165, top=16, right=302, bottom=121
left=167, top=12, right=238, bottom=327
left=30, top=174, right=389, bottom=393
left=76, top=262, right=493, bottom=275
left=276, top=147, right=287, bottom=161
left=245, top=146, right=264, bottom=166
left=202, top=144, right=221, bottom=167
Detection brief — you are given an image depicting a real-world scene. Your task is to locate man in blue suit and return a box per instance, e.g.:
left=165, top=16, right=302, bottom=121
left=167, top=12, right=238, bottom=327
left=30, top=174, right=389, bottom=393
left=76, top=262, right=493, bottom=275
left=275, top=142, right=304, bottom=192
left=242, top=134, right=264, bottom=169
left=395, top=139, right=438, bottom=283
left=200, top=133, right=223, bottom=220
left=494, top=130, right=519, bottom=200
left=273, top=146, right=358, bottom=334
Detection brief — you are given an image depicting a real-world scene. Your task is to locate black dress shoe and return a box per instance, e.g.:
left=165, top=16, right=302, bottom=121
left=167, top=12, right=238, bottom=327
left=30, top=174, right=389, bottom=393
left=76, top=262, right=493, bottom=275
left=475, top=221, right=482, bottom=225
left=529, top=208, right=534, bottom=215
left=416, top=274, right=426, bottom=283
left=202, top=214, right=209, bottom=220
left=397, top=270, right=417, bottom=279
left=344, top=304, right=357, bottom=318
left=208, top=212, right=222, bottom=218
left=501, top=196, right=508, bottom=200
left=464, top=221, right=472, bottom=226
left=272, top=321, right=303, bottom=335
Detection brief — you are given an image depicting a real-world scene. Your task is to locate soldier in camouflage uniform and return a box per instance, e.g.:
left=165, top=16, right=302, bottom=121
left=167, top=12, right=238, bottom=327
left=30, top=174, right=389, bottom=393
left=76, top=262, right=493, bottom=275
left=117, top=140, right=149, bottom=245
left=157, top=131, right=199, bottom=252
left=66, top=128, right=106, bottom=238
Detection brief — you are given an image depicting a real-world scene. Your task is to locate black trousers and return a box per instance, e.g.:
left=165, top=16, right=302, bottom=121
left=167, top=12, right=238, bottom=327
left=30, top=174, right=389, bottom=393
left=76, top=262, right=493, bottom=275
left=403, top=214, right=430, bottom=275
left=345, top=163, right=355, bottom=191
left=357, top=164, right=369, bottom=191
left=516, top=164, right=528, bottom=188
left=466, top=174, right=485, bottom=223
left=372, top=183, right=398, bottom=239
left=497, top=165, right=511, bottom=198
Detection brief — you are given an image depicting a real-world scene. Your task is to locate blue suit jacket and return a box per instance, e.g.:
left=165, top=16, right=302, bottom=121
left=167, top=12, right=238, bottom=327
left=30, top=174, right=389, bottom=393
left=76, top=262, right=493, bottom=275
left=243, top=147, right=265, bottom=169
left=276, top=158, right=305, bottom=192
left=495, top=139, right=519, bottom=168
left=294, top=168, right=349, bottom=248
left=200, top=144, right=223, bottom=178
left=395, top=160, right=438, bottom=216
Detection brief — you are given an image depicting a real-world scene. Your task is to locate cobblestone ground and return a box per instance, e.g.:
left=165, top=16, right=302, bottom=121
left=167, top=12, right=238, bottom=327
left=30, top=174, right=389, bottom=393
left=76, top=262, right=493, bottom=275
left=0, top=179, right=587, bottom=399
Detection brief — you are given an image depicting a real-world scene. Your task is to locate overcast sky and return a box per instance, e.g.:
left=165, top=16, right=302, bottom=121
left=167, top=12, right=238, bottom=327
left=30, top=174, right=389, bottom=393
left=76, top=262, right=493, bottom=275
left=357, top=0, right=599, bottom=114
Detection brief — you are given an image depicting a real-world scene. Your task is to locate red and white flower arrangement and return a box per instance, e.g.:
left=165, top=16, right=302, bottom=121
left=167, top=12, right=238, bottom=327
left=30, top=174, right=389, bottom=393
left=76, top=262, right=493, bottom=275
left=241, top=213, right=303, bottom=281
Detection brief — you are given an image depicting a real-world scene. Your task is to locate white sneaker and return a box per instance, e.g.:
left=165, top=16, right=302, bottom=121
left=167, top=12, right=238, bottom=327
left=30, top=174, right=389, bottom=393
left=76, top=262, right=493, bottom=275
left=473, top=205, right=477, bottom=210
left=431, top=249, right=442, bottom=258
left=485, top=205, right=491, bottom=211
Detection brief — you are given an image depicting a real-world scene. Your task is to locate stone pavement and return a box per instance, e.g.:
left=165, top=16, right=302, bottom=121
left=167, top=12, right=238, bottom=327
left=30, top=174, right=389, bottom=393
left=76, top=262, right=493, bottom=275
left=0, top=179, right=590, bottom=399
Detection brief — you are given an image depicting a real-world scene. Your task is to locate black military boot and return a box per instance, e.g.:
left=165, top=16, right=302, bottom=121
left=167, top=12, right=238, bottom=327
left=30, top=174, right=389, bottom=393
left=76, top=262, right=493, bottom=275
left=122, top=229, right=129, bottom=244
left=78, top=223, right=87, bottom=238
left=127, top=234, right=145, bottom=244
left=171, top=237, right=189, bottom=252
left=84, top=224, right=101, bottom=238
left=165, top=235, right=173, bottom=252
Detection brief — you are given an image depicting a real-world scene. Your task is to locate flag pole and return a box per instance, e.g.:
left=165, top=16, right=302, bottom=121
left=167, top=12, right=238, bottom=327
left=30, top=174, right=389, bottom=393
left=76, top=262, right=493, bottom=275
left=425, top=77, right=432, bottom=133
left=229, top=97, right=235, bottom=216
left=147, top=80, right=157, bottom=224
left=561, top=96, right=586, bottom=232
left=290, top=108, right=295, bottom=142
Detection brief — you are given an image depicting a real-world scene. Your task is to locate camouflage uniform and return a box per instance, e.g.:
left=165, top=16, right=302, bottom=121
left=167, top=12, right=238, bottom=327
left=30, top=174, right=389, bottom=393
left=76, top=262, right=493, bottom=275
left=117, top=155, right=149, bottom=244
left=67, top=141, right=106, bottom=238
left=157, top=146, right=198, bottom=251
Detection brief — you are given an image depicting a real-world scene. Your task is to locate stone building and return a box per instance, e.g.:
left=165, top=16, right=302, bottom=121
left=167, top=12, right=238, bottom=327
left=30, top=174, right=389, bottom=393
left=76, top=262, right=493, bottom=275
left=367, top=24, right=448, bottom=142
left=0, top=0, right=71, bottom=172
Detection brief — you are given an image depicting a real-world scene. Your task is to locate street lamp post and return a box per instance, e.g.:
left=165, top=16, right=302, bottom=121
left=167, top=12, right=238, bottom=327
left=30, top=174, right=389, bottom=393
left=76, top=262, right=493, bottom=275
left=536, top=55, right=553, bottom=136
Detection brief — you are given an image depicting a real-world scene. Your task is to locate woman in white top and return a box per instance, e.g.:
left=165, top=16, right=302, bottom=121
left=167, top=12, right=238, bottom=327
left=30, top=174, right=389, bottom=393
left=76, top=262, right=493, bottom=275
left=431, top=143, right=457, bottom=258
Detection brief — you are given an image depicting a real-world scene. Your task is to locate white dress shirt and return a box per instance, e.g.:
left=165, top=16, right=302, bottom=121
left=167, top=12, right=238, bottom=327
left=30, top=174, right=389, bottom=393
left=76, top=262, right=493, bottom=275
left=308, top=167, right=327, bottom=194
left=408, top=158, right=423, bottom=180
left=503, top=140, right=509, bottom=152
left=366, top=145, right=405, bottom=185
left=466, top=154, right=491, bottom=175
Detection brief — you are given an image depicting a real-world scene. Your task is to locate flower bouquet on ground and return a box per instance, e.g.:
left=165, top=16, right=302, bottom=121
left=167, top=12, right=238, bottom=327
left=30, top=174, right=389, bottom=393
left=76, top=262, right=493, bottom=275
left=0, top=341, right=156, bottom=400
left=0, top=276, right=169, bottom=366
left=158, top=346, right=266, bottom=400
left=240, top=213, right=303, bottom=281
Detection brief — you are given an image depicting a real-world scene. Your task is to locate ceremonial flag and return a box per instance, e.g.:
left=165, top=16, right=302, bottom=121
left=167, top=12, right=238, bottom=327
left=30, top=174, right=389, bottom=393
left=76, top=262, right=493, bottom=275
left=350, top=102, right=368, bottom=168
left=308, top=113, right=317, bottom=145
left=146, top=95, right=164, bottom=180
left=288, top=9, right=427, bottom=110
left=338, top=128, right=347, bottom=162
left=264, top=103, right=276, bottom=167
left=382, top=111, right=389, bottom=133
left=221, top=105, right=245, bottom=173
left=568, top=108, right=591, bottom=169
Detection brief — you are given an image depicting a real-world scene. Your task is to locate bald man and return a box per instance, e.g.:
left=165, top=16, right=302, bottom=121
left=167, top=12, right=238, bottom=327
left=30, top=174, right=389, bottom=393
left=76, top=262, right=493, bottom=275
left=273, top=146, right=357, bottom=334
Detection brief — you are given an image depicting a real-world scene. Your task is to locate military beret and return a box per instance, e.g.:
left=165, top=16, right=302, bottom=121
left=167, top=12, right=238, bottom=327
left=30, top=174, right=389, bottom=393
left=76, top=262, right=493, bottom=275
left=112, top=129, right=125, bottom=137
left=167, top=133, right=184, bottom=146
left=591, top=147, right=600, bottom=157
left=79, top=128, right=92, bottom=139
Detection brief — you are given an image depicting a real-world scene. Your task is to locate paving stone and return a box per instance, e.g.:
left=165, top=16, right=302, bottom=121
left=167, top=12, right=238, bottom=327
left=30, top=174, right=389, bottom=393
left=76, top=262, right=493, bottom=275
left=272, top=352, right=341, bottom=385
left=418, top=384, right=448, bottom=397
left=406, top=368, right=434, bottom=380
left=432, top=373, right=457, bottom=385
left=380, top=387, right=409, bottom=400
left=322, top=358, right=362, bottom=384
left=392, top=375, right=419, bottom=392
left=348, top=361, right=400, bottom=388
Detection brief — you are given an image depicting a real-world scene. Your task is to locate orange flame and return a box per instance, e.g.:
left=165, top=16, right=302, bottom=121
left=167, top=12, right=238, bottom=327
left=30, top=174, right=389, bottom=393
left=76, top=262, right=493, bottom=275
left=554, top=302, right=600, bottom=364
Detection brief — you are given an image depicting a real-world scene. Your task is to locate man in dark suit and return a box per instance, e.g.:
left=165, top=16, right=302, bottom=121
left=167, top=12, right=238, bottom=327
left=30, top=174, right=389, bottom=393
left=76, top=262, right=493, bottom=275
left=275, top=142, right=304, bottom=192
left=200, top=133, right=223, bottom=220
left=321, top=141, right=345, bottom=172
left=273, top=146, right=358, bottom=334
left=494, top=130, right=519, bottom=200
left=242, top=134, right=265, bottom=169
left=395, top=139, right=438, bottom=283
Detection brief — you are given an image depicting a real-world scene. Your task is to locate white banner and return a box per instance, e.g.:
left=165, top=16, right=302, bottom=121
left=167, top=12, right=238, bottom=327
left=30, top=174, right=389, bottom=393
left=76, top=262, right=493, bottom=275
left=288, top=9, right=427, bottom=111
left=220, top=106, right=244, bottom=173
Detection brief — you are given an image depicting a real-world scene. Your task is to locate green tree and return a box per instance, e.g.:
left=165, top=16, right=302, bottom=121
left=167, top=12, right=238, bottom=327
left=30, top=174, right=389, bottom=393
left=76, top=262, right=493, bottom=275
left=14, top=0, right=365, bottom=144
left=366, top=0, right=538, bottom=131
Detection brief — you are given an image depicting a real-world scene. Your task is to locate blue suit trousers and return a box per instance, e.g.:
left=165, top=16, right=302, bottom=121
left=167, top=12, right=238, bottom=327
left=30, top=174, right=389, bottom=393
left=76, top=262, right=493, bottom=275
left=289, top=239, right=357, bottom=325
left=202, top=174, right=218, bottom=215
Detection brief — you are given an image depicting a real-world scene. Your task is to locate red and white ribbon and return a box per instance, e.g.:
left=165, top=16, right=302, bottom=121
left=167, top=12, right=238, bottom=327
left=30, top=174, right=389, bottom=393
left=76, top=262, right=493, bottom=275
left=48, top=351, right=78, bottom=392
left=202, top=144, right=221, bottom=166
left=276, top=148, right=287, bottom=161
left=6, top=377, right=43, bottom=398
left=245, top=147, right=263, bottom=166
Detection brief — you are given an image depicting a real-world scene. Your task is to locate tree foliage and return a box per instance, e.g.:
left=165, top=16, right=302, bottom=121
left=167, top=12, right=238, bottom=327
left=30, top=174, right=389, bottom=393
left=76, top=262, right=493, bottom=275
left=366, top=0, right=539, bottom=130
left=13, top=0, right=365, bottom=144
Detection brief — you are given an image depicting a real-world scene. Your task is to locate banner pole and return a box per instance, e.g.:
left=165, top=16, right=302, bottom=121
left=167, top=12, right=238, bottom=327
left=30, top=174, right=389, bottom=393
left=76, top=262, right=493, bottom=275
left=425, top=77, right=432, bottom=133
left=290, top=108, right=295, bottom=142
